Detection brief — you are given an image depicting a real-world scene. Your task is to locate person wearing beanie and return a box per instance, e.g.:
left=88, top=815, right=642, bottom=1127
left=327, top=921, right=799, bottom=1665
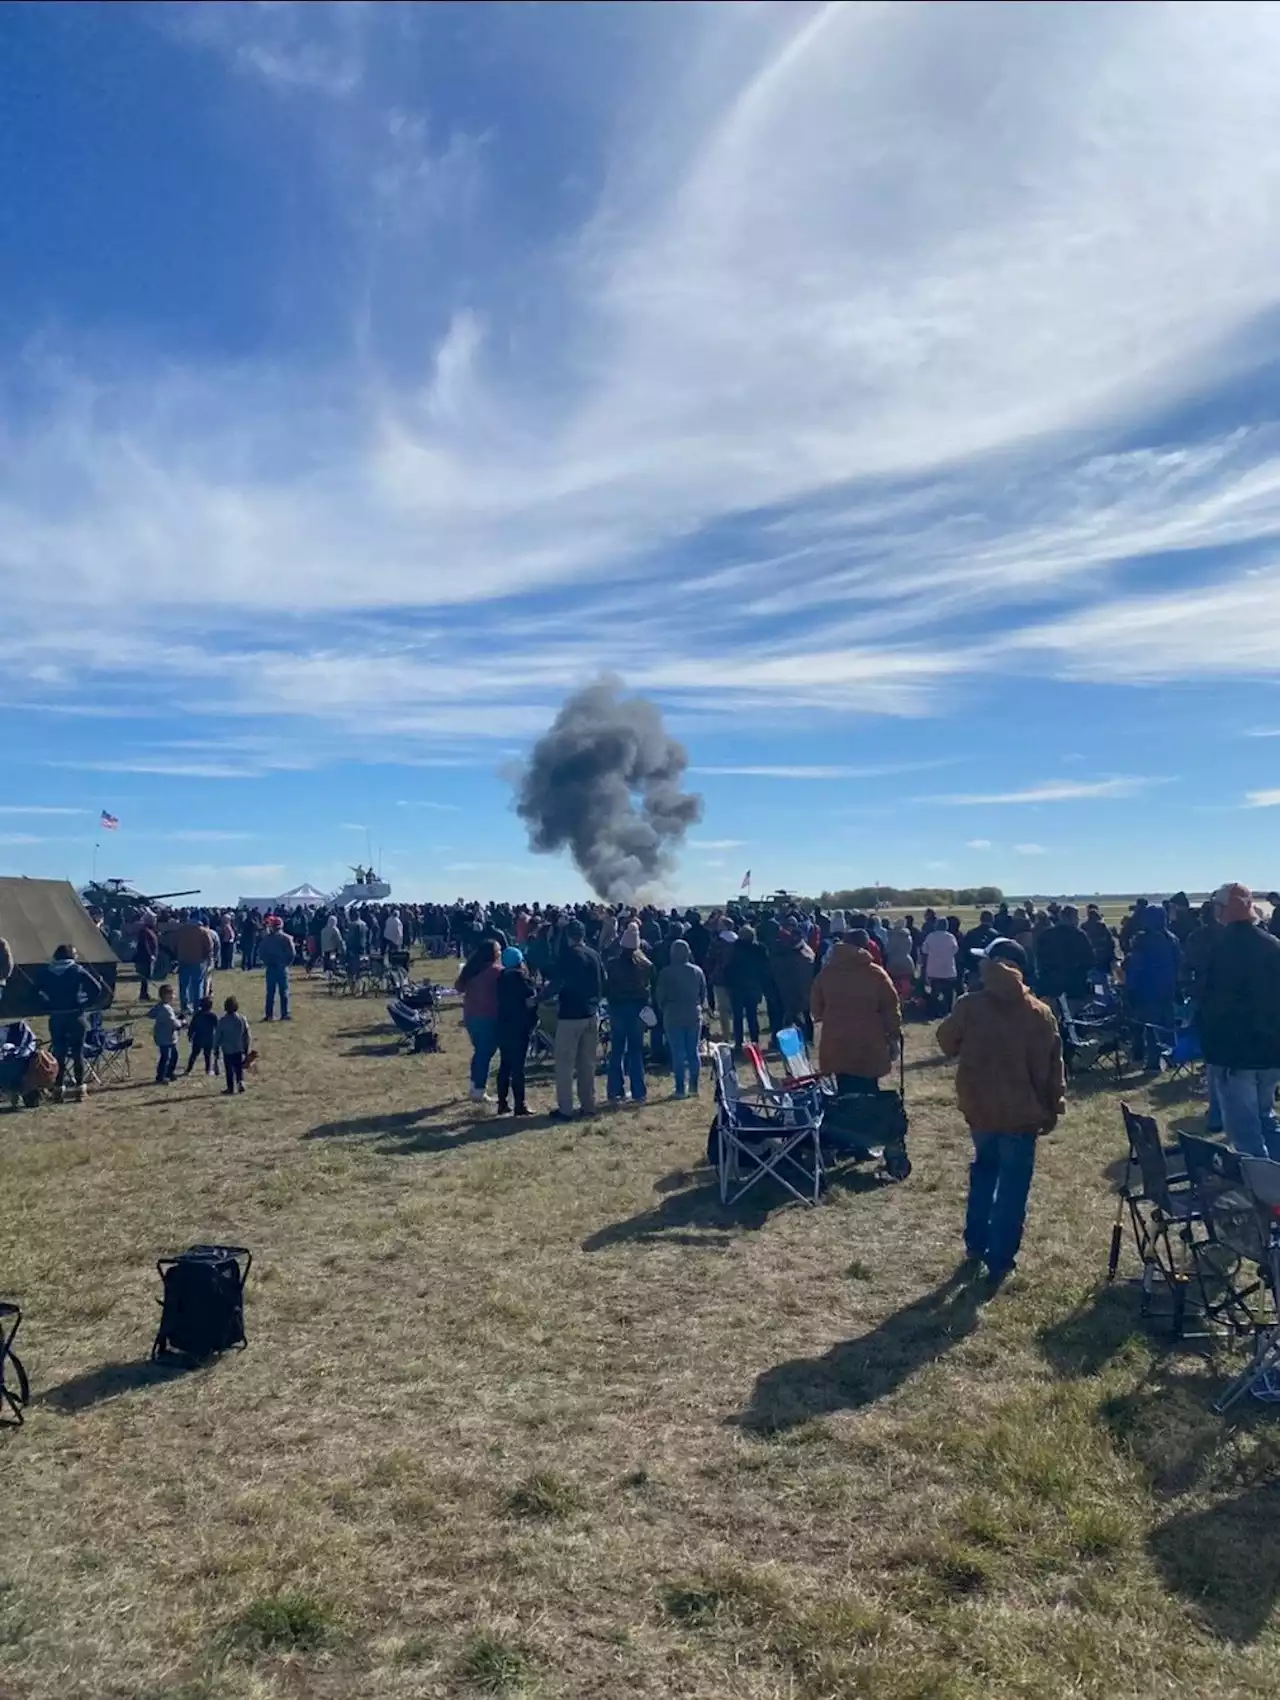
left=257, top=913, right=297, bottom=1022
left=1197, top=883, right=1280, bottom=1159
left=937, top=938, right=1065, bottom=1288
left=605, top=924, right=653, bottom=1104
left=495, top=945, right=537, bottom=1115
left=811, top=929, right=901, bottom=1089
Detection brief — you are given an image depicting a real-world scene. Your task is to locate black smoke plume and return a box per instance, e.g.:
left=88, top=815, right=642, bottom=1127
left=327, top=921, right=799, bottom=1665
left=515, top=677, right=703, bottom=901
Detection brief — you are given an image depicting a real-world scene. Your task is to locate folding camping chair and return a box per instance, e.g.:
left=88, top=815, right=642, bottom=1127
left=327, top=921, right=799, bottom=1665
left=0, top=1302, right=30, bottom=1426
left=775, top=1025, right=820, bottom=1086
left=1214, top=1157, right=1280, bottom=1410
left=1108, top=1104, right=1200, bottom=1335
left=1059, top=996, right=1127, bottom=1082
left=83, top=1014, right=134, bottom=1086
left=1176, top=1132, right=1267, bottom=1336
left=709, top=1043, right=824, bottom=1207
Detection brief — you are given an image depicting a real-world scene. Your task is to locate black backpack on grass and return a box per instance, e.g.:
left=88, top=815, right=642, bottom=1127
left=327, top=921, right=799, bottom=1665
left=151, top=1245, right=251, bottom=1362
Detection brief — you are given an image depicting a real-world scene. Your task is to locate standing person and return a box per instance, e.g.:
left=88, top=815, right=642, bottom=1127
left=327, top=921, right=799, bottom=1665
left=706, top=921, right=738, bottom=1043
left=811, top=928, right=902, bottom=1090
left=770, top=923, right=816, bottom=1040
left=150, top=984, right=184, bottom=1085
left=1082, top=905, right=1116, bottom=976
left=456, top=940, right=502, bottom=1105
left=134, top=916, right=158, bottom=1003
left=383, top=907, right=404, bottom=959
left=0, top=934, right=10, bottom=1005
left=185, top=996, right=219, bottom=1076
left=258, top=917, right=296, bottom=1022
left=495, top=946, right=538, bottom=1116
left=172, top=918, right=218, bottom=1017
left=1124, top=904, right=1181, bottom=1069
left=1034, top=906, right=1097, bottom=1006
left=884, top=919, right=917, bottom=1001
left=657, top=937, right=707, bottom=1098
left=1197, top=883, right=1280, bottom=1159
left=239, top=910, right=260, bottom=972
left=548, top=919, right=603, bottom=1121
left=605, top=922, right=652, bottom=1105
left=217, top=996, right=251, bottom=1096
left=33, top=944, right=106, bottom=1103
left=218, top=913, right=236, bottom=973
left=937, top=940, right=1065, bottom=1288
left=320, top=911, right=344, bottom=972
left=344, top=909, right=369, bottom=975
left=725, top=924, right=770, bottom=1051
left=920, top=922, right=960, bottom=1016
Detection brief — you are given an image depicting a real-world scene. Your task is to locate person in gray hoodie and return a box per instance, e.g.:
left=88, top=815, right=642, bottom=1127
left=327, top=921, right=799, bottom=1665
left=656, top=937, right=707, bottom=1098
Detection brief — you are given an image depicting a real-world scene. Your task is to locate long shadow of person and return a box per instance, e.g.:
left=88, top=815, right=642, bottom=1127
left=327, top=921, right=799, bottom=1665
left=582, top=1174, right=772, bottom=1251
left=1148, top=1483, right=1280, bottom=1642
left=735, top=1268, right=984, bottom=1434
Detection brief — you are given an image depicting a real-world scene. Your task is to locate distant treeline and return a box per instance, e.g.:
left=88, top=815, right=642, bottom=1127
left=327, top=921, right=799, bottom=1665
left=814, top=886, right=1004, bottom=910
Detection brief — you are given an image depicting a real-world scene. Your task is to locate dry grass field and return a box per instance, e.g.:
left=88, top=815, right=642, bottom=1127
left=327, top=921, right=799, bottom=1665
left=2, top=959, right=1279, bottom=1700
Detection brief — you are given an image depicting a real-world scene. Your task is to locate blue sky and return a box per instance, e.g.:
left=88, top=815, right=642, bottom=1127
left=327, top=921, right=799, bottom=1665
left=5, top=1, right=1280, bottom=906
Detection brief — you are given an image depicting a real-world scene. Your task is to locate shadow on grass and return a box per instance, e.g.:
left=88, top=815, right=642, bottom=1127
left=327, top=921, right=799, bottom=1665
left=40, top=1358, right=193, bottom=1414
left=1149, top=1483, right=1280, bottom=1641
left=305, top=1103, right=566, bottom=1157
left=1037, top=1282, right=1154, bottom=1379
left=734, top=1269, right=983, bottom=1432
left=581, top=1174, right=771, bottom=1251
left=342, top=1041, right=406, bottom=1058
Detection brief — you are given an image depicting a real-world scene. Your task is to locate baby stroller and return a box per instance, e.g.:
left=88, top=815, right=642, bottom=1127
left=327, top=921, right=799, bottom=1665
left=775, top=1026, right=912, bottom=1181
left=387, top=982, right=440, bottom=1053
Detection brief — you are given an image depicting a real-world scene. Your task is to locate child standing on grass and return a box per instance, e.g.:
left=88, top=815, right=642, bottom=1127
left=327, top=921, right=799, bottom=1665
left=217, top=996, right=251, bottom=1096
left=150, top=985, right=183, bottom=1084
left=186, top=996, right=219, bottom=1076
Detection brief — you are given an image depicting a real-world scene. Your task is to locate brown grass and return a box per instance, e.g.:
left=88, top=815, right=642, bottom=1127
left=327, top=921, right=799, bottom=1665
left=1, top=962, right=1277, bottom=1698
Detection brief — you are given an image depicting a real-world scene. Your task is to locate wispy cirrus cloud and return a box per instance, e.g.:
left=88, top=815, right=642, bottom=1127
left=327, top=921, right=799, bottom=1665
left=925, top=778, right=1160, bottom=806
left=1014, top=843, right=1048, bottom=856
left=1244, top=790, right=1280, bottom=808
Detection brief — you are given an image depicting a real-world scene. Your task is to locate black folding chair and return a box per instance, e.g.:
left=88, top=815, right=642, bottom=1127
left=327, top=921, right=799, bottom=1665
left=0, top=1303, right=30, bottom=1426
left=1215, top=1158, right=1280, bottom=1411
left=1109, top=1104, right=1198, bottom=1335
left=1176, top=1132, right=1267, bottom=1336
left=1059, top=996, right=1127, bottom=1081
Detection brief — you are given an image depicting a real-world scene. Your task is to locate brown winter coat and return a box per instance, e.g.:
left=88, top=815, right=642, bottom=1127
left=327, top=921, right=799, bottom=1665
left=936, top=960, right=1065, bottom=1135
left=810, top=945, right=902, bottom=1080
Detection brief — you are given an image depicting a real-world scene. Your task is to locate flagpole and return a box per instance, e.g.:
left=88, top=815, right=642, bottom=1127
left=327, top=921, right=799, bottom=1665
left=92, top=839, right=100, bottom=883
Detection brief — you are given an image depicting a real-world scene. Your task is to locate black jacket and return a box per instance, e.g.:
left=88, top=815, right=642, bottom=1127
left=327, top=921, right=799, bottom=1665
left=725, top=939, right=769, bottom=996
left=554, top=944, right=604, bottom=1021
left=605, top=948, right=652, bottom=1005
left=35, top=961, right=105, bottom=1014
left=496, top=967, right=538, bottom=1034
left=1034, top=924, right=1096, bottom=1000
left=1197, top=922, right=1280, bottom=1069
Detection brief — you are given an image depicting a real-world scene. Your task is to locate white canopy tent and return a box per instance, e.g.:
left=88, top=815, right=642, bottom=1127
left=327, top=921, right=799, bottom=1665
left=237, top=883, right=331, bottom=912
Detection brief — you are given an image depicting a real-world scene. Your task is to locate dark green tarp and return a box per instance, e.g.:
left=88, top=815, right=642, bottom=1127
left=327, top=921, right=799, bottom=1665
left=0, top=877, right=119, bottom=1019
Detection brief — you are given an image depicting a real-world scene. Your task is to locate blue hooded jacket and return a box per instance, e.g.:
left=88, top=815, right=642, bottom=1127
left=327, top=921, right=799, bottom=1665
left=1125, top=907, right=1180, bottom=1005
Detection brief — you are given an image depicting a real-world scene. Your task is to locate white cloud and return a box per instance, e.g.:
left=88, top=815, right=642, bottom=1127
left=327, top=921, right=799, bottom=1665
left=689, top=838, right=746, bottom=850
left=395, top=799, right=461, bottom=811
left=0, top=805, right=85, bottom=816
left=1014, top=843, right=1048, bottom=855
left=1244, top=790, right=1280, bottom=808
left=966, top=838, right=993, bottom=850
left=927, top=778, right=1157, bottom=806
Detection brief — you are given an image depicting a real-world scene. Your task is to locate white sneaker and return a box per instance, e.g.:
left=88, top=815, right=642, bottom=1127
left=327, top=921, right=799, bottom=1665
left=469, top=1087, right=493, bottom=1104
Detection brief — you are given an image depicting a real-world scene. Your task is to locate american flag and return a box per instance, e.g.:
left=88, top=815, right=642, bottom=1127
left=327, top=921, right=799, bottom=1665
left=99, top=810, right=119, bottom=831
left=740, top=869, right=751, bottom=891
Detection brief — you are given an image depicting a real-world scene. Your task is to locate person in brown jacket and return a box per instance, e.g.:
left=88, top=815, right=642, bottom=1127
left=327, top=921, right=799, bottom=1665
left=937, top=937, right=1065, bottom=1287
left=811, top=929, right=902, bottom=1087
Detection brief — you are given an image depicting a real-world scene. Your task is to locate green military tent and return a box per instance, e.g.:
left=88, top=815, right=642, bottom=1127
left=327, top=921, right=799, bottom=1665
left=0, top=877, right=119, bottom=1019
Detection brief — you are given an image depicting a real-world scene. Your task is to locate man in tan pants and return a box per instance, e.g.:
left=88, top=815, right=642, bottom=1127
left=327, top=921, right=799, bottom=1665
left=548, top=919, right=604, bottom=1121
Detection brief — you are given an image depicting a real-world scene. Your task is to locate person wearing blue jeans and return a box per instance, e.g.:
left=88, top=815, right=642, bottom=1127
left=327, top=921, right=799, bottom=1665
left=937, top=937, right=1065, bottom=1287
left=607, top=1001, right=648, bottom=1104
left=464, top=1016, right=499, bottom=1095
left=656, top=937, right=707, bottom=1101
left=1197, top=884, right=1280, bottom=1160
left=667, top=1026, right=700, bottom=1097
left=177, top=961, right=206, bottom=1019
left=256, top=919, right=297, bottom=1022
left=1207, top=1066, right=1280, bottom=1160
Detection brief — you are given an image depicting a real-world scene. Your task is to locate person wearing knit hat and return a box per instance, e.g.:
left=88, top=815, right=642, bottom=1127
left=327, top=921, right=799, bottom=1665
left=1199, top=883, right=1280, bottom=1159
left=495, top=945, right=537, bottom=1115
left=604, top=924, right=653, bottom=1104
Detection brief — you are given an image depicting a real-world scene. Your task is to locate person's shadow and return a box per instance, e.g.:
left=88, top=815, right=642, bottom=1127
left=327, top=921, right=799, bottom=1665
left=735, top=1268, right=984, bottom=1433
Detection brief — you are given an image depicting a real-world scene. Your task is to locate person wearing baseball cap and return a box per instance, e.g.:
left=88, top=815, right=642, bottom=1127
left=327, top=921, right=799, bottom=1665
left=937, top=936, right=1065, bottom=1288
left=1198, top=884, right=1280, bottom=1160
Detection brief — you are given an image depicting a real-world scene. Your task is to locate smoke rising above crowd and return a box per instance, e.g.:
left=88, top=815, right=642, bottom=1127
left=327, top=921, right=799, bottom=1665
left=514, top=678, right=703, bottom=901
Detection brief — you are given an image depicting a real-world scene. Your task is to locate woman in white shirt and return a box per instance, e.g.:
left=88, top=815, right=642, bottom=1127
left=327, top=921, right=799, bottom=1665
left=920, top=922, right=960, bottom=1016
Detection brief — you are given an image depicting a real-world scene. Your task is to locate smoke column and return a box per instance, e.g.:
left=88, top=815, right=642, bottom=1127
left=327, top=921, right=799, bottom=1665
left=515, top=677, right=703, bottom=901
